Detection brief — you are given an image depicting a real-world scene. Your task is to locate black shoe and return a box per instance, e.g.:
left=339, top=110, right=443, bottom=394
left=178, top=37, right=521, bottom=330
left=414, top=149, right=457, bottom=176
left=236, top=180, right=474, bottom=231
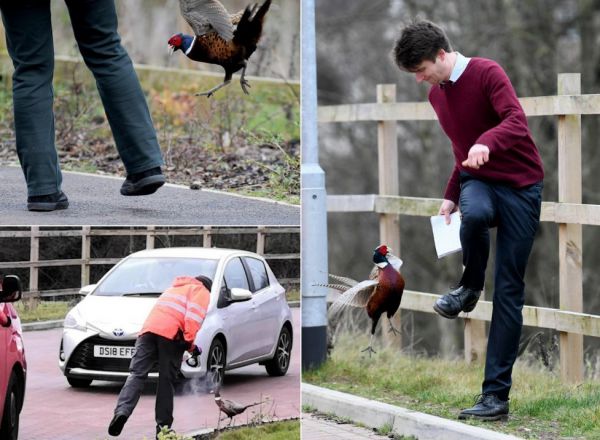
left=458, top=393, right=509, bottom=421
left=27, top=191, right=69, bottom=212
left=120, top=167, right=165, bottom=196
left=433, top=286, right=481, bottom=319
left=108, top=413, right=128, bottom=436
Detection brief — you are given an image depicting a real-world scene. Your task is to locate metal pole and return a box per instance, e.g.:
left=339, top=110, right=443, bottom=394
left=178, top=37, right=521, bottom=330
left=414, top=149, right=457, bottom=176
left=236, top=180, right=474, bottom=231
left=301, top=0, right=328, bottom=370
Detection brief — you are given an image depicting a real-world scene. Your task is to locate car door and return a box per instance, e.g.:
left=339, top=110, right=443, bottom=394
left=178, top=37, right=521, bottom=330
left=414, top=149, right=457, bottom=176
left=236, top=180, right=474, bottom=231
left=218, top=257, right=257, bottom=364
left=241, top=257, right=280, bottom=357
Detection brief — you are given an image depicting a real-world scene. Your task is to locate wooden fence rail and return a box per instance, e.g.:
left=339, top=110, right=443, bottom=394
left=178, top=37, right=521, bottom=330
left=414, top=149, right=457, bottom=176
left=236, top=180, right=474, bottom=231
left=0, top=226, right=300, bottom=299
left=319, top=74, right=599, bottom=384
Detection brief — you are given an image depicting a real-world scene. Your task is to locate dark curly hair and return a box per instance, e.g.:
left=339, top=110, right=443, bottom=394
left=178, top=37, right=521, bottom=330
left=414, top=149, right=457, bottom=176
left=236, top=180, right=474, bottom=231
left=392, top=20, right=452, bottom=71
left=195, top=275, right=213, bottom=291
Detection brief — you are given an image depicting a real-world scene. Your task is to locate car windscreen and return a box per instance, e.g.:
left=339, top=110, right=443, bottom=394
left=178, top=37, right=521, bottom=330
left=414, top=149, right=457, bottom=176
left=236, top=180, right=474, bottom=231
left=92, top=257, right=218, bottom=296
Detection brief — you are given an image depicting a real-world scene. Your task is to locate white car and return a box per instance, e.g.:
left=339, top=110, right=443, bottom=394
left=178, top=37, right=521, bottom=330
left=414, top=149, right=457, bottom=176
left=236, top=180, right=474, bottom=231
left=58, top=247, right=293, bottom=388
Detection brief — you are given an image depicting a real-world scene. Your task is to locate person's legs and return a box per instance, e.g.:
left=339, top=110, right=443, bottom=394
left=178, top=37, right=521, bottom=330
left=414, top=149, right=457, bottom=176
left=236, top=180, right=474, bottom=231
left=458, top=177, right=497, bottom=290
left=155, top=336, right=185, bottom=429
left=0, top=0, right=64, bottom=199
left=110, top=333, right=158, bottom=436
left=64, top=0, right=164, bottom=180
left=434, top=177, right=496, bottom=318
left=483, top=182, right=542, bottom=399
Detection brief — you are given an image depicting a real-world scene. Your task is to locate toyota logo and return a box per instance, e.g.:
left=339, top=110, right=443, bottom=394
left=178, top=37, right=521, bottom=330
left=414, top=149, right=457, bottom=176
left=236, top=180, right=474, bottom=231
left=113, top=328, right=124, bottom=337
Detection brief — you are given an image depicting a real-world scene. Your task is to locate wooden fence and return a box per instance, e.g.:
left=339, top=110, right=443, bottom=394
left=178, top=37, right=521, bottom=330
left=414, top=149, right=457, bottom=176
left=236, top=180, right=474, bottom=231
left=0, top=226, right=300, bottom=299
left=319, top=73, right=600, bottom=384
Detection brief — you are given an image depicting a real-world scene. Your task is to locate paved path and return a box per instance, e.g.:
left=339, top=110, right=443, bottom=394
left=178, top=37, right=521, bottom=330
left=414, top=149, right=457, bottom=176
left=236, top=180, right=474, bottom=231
left=0, top=167, right=299, bottom=225
left=302, top=413, right=385, bottom=439
left=19, top=308, right=300, bottom=440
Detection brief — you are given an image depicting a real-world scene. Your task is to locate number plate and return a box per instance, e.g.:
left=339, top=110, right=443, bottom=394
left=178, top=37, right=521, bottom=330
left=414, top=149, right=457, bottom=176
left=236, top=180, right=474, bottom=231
left=93, top=345, right=135, bottom=359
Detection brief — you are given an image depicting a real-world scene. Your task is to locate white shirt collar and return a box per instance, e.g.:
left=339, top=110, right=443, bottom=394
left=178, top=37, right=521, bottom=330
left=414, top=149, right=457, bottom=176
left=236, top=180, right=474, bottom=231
left=449, top=52, right=471, bottom=82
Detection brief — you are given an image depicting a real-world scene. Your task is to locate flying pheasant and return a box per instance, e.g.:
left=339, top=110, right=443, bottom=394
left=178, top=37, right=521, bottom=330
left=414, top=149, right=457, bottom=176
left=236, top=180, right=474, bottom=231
left=325, top=245, right=405, bottom=356
left=169, top=0, right=272, bottom=97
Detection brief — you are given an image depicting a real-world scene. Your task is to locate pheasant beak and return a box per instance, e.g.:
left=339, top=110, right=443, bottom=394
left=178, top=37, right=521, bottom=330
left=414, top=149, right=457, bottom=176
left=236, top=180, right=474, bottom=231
left=168, top=44, right=175, bottom=55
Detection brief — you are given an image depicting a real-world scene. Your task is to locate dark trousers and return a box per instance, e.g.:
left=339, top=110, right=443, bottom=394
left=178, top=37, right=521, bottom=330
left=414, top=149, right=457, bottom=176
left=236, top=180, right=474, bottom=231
left=458, top=175, right=542, bottom=401
left=114, top=332, right=185, bottom=428
left=0, top=0, right=163, bottom=196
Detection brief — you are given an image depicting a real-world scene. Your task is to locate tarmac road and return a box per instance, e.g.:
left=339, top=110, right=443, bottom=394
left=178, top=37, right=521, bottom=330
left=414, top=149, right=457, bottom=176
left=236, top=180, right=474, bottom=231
left=0, top=167, right=299, bottom=225
left=18, top=308, right=300, bottom=440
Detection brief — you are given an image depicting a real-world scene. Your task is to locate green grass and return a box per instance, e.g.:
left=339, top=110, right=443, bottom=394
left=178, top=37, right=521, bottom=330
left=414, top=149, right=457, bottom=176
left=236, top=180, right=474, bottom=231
left=303, top=334, right=600, bottom=439
left=286, top=289, right=300, bottom=302
left=14, top=300, right=70, bottom=323
left=214, top=420, right=299, bottom=440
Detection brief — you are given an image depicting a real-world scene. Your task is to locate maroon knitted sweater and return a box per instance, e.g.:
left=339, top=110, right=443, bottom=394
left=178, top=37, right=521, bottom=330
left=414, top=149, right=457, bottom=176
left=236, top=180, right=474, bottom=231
left=429, top=57, right=544, bottom=204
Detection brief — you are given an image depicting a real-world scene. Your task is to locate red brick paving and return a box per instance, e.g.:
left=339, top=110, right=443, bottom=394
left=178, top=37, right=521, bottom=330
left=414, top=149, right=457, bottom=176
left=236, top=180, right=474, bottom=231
left=19, top=308, right=300, bottom=440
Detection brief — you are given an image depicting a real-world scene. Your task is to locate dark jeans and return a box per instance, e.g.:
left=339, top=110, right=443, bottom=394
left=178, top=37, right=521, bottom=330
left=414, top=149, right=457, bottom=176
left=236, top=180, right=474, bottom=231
left=458, top=175, right=542, bottom=401
left=0, top=0, right=163, bottom=196
left=114, top=332, right=185, bottom=427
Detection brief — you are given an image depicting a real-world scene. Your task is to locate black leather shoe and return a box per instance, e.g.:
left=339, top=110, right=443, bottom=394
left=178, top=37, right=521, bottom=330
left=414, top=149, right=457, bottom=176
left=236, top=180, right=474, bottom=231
left=27, top=191, right=69, bottom=212
left=108, top=413, right=128, bottom=436
left=458, top=393, right=509, bottom=421
left=120, top=167, right=165, bottom=196
left=433, top=286, right=481, bottom=319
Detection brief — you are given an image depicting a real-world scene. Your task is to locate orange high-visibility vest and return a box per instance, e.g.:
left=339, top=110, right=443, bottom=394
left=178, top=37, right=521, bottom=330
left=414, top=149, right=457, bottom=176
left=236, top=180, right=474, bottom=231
left=141, top=276, right=210, bottom=346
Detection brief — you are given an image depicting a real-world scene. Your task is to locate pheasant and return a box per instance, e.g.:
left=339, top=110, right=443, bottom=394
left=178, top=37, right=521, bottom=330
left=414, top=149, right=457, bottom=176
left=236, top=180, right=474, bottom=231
left=214, top=388, right=265, bottom=427
left=169, top=0, right=272, bottom=97
left=326, top=245, right=405, bottom=356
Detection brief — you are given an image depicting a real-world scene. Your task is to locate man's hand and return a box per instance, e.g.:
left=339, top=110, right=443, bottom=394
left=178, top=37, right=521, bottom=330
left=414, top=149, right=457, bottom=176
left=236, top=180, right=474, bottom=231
left=439, top=199, right=457, bottom=225
left=462, top=144, right=490, bottom=169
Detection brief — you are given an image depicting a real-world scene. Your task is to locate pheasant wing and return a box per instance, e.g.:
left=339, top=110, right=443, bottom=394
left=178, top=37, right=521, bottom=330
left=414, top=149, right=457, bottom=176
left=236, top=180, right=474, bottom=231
left=328, top=279, right=378, bottom=318
left=179, top=0, right=234, bottom=41
left=387, top=252, right=404, bottom=272
left=328, top=273, right=359, bottom=287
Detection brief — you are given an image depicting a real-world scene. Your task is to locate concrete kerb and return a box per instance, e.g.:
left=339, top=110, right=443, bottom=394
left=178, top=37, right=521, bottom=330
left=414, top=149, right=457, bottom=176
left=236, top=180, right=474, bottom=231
left=22, top=319, right=64, bottom=332
left=302, top=383, right=524, bottom=440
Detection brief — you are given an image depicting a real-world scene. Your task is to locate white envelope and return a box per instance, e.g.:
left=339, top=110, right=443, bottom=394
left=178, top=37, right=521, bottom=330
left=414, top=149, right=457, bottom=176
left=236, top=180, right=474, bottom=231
left=430, top=212, right=463, bottom=258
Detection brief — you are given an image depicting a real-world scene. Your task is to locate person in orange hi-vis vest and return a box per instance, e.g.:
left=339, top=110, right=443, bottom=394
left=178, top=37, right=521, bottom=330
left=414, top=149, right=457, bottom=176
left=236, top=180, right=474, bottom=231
left=108, top=275, right=212, bottom=439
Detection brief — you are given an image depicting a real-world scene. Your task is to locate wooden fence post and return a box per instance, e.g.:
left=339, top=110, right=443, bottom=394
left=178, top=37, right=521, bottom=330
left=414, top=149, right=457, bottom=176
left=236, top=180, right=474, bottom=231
left=464, top=309, right=487, bottom=363
left=558, top=73, right=584, bottom=383
left=203, top=226, right=212, bottom=248
left=256, top=226, right=266, bottom=256
left=377, top=84, right=401, bottom=348
left=146, top=226, right=156, bottom=249
left=81, top=226, right=91, bottom=287
left=29, top=226, right=39, bottom=305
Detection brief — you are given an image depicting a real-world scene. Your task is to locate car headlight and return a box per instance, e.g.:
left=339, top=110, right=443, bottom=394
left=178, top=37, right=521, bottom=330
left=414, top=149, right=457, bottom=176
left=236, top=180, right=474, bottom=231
left=64, top=308, right=87, bottom=331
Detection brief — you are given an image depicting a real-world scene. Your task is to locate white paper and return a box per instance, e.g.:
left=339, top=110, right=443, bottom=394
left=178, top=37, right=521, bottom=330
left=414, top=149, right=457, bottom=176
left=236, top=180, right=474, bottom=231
left=430, top=212, right=462, bottom=258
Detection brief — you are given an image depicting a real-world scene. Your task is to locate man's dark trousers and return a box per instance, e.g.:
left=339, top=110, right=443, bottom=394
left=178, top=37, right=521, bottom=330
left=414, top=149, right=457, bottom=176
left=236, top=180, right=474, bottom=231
left=458, top=174, right=542, bottom=401
left=114, top=332, right=185, bottom=428
left=0, top=0, right=163, bottom=197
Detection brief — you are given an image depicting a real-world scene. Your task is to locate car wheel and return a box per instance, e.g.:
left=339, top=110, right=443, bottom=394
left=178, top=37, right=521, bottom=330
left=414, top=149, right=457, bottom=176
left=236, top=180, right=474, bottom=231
left=206, top=338, right=226, bottom=390
left=265, top=326, right=292, bottom=376
left=67, top=377, right=92, bottom=388
left=0, top=372, right=22, bottom=440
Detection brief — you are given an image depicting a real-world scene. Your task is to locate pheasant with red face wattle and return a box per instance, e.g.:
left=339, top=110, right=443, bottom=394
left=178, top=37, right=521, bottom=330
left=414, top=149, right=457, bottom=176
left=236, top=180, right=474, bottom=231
left=169, top=0, right=272, bottom=98
left=327, top=245, right=405, bottom=356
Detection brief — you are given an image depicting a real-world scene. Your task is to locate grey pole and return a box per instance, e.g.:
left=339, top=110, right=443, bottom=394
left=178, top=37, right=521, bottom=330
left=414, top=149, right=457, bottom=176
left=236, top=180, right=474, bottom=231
left=301, top=0, right=328, bottom=370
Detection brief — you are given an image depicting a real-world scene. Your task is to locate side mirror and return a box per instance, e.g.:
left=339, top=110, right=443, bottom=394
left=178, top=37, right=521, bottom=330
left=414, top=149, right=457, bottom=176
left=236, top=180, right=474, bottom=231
left=230, top=288, right=253, bottom=302
left=0, top=275, right=22, bottom=303
left=79, top=284, right=97, bottom=296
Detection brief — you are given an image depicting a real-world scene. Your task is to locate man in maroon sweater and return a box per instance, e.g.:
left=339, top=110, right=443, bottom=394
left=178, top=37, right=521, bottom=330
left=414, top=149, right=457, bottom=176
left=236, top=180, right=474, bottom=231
left=393, top=20, right=543, bottom=421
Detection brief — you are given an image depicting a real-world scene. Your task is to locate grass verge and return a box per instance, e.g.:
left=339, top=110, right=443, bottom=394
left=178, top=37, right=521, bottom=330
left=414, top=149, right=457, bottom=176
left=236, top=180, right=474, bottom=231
left=14, top=300, right=70, bottom=323
left=303, top=334, right=600, bottom=440
left=212, top=420, right=299, bottom=440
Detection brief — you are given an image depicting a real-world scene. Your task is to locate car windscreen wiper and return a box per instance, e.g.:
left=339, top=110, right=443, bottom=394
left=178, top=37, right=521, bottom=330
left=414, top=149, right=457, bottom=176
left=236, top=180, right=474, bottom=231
left=122, top=292, right=162, bottom=297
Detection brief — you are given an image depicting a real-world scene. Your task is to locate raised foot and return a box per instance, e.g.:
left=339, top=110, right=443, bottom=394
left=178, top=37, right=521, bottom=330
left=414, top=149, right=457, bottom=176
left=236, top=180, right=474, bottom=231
left=360, top=345, right=377, bottom=357
left=240, top=79, right=251, bottom=95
